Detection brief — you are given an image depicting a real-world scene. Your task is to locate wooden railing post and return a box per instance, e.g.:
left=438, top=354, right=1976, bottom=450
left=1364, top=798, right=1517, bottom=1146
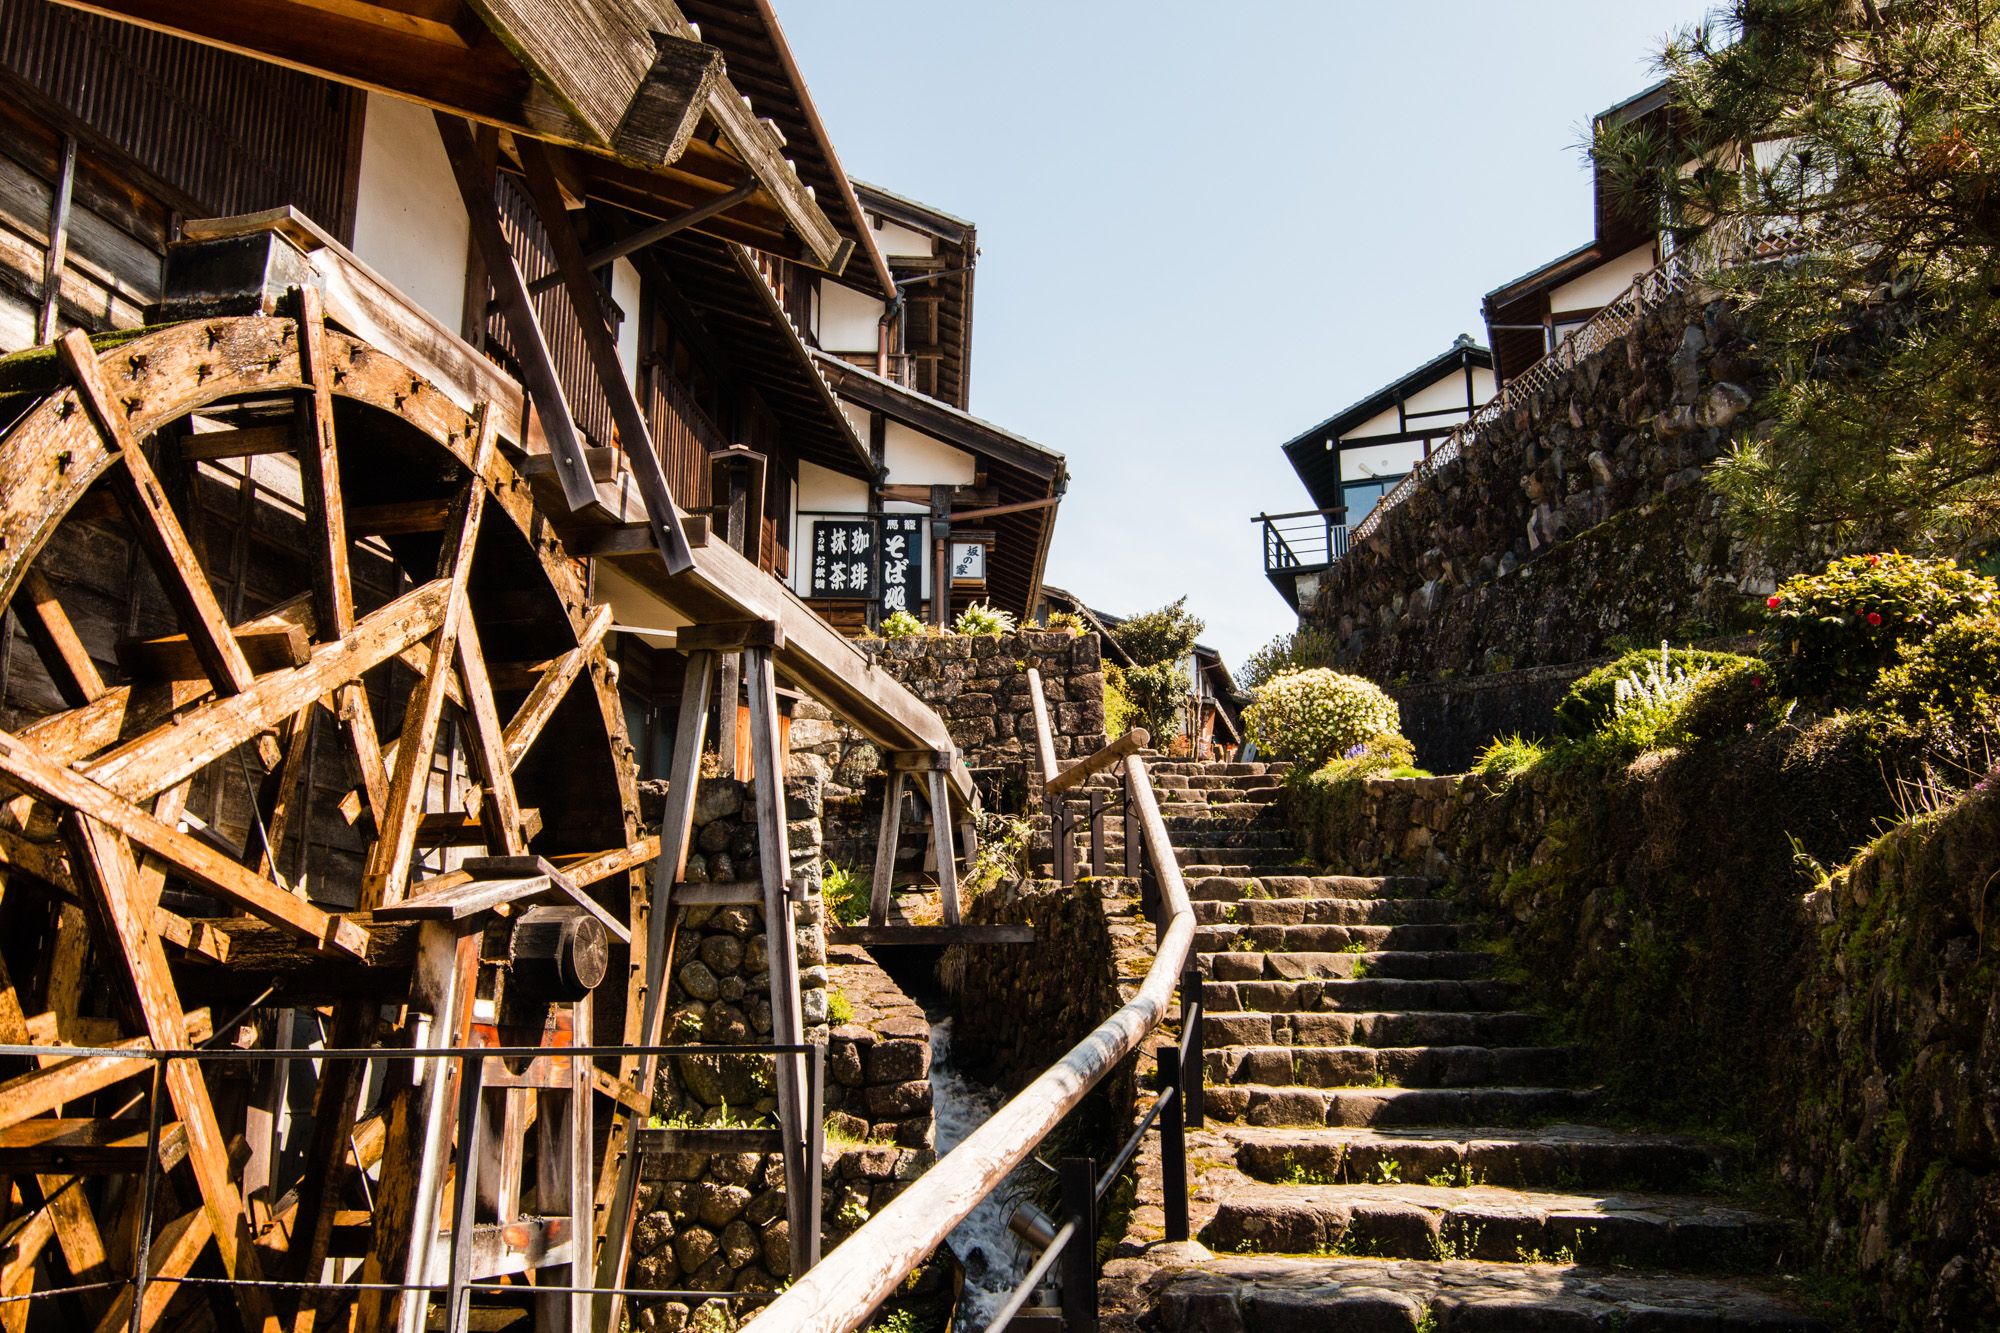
left=1058, top=1158, right=1098, bottom=1333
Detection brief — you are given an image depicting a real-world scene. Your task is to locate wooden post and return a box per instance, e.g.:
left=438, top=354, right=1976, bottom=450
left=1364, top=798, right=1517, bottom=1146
left=717, top=653, right=740, bottom=781
left=594, top=651, right=712, bottom=1333
left=536, top=1000, right=591, bottom=1333
left=1089, top=788, right=1106, bottom=880
left=928, top=769, right=960, bottom=927
left=869, top=771, right=903, bottom=928
left=37, top=136, right=75, bottom=344
left=1025, top=668, right=1058, bottom=795
left=745, top=646, right=814, bottom=1277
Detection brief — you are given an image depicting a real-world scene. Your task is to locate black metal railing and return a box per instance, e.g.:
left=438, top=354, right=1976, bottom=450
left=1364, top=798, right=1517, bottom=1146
left=1254, top=507, right=1348, bottom=577
left=983, top=962, right=1204, bottom=1333
left=0, top=1041, right=824, bottom=1333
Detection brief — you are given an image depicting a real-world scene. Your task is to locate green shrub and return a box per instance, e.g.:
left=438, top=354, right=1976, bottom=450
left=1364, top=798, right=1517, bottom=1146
left=954, top=601, right=1016, bottom=636
left=823, top=862, right=867, bottom=926
left=1113, top=660, right=1189, bottom=741
left=1674, top=659, right=1785, bottom=742
left=1309, top=732, right=1427, bottom=783
left=1872, top=610, right=2000, bottom=721
left=1761, top=553, right=1998, bottom=706
left=1596, top=645, right=1724, bottom=756
left=1103, top=668, right=1137, bottom=737
left=1474, top=733, right=1549, bottom=776
left=825, top=987, right=854, bottom=1026
left=1116, top=596, right=1203, bottom=666
left=1045, top=610, right=1087, bottom=635
left=1244, top=668, right=1401, bottom=768
left=880, top=609, right=926, bottom=639
left=1556, top=649, right=1757, bottom=739
left=1239, top=627, right=1339, bottom=690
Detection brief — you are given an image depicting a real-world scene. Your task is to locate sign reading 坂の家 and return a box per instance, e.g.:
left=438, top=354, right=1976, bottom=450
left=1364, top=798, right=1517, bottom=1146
left=810, top=519, right=875, bottom=598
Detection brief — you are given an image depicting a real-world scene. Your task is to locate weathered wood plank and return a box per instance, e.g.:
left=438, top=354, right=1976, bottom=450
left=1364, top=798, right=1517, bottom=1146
left=452, top=607, right=526, bottom=857
left=1045, top=727, right=1149, bottom=797
left=0, top=729, right=368, bottom=957
left=117, top=622, right=309, bottom=681
left=59, top=330, right=255, bottom=697
left=502, top=602, right=611, bottom=768
left=179, top=424, right=292, bottom=461
left=361, top=410, right=493, bottom=910
left=80, top=578, right=451, bottom=805
left=88, top=1206, right=211, bottom=1333
left=1026, top=668, right=1058, bottom=792
left=14, top=568, right=105, bottom=707
left=0, top=1118, right=187, bottom=1170
left=62, top=813, right=281, bottom=1333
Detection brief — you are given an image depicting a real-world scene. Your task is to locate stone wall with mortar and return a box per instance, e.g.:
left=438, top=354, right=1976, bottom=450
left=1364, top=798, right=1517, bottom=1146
left=1305, top=292, right=1834, bottom=694
left=1282, top=726, right=2000, bottom=1327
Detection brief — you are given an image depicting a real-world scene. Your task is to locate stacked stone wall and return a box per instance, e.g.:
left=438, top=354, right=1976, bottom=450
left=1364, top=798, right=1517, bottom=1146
left=1307, top=293, right=1822, bottom=689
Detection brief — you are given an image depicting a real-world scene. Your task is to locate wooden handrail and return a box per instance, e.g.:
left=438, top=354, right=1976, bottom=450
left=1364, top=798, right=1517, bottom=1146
left=1045, top=727, right=1149, bottom=797
left=743, top=751, right=1194, bottom=1333
left=1026, top=667, right=1059, bottom=791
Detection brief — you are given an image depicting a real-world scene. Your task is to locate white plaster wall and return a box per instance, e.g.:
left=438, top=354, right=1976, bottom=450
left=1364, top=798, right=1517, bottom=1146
left=798, top=458, right=870, bottom=513
left=1403, top=373, right=1475, bottom=417
left=1339, top=404, right=1403, bottom=443
left=350, top=93, right=470, bottom=330
left=1471, top=366, right=1496, bottom=402
left=817, top=281, right=885, bottom=353
left=1549, top=242, right=1658, bottom=313
left=612, top=257, right=641, bottom=391
left=1342, top=439, right=1426, bottom=480
left=884, top=421, right=975, bottom=486
left=870, top=218, right=935, bottom=258
left=595, top=562, right=691, bottom=635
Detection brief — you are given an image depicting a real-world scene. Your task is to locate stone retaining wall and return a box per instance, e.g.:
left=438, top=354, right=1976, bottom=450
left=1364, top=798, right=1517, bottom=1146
left=1306, top=292, right=1822, bottom=690
left=1282, top=728, right=2000, bottom=1325
left=820, top=945, right=938, bottom=1243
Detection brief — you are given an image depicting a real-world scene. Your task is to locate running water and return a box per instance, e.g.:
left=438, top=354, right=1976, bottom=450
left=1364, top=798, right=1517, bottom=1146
left=929, top=1018, right=1036, bottom=1329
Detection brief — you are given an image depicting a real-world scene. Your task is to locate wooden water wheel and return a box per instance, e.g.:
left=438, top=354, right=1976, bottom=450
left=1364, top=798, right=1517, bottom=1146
left=0, top=297, right=651, bottom=1333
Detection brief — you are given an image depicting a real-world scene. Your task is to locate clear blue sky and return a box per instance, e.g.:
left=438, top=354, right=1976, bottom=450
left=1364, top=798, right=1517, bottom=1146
left=774, top=2, right=1712, bottom=672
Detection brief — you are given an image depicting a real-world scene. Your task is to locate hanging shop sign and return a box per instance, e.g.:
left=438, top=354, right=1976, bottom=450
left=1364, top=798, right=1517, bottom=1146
left=879, top=515, right=923, bottom=614
left=949, top=540, right=987, bottom=586
left=809, top=518, right=876, bottom=599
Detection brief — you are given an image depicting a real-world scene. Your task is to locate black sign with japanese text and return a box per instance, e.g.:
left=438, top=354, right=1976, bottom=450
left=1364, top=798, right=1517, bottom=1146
left=809, top=519, right=876, bottom=598
left=878, top=515, right=923, bottom=614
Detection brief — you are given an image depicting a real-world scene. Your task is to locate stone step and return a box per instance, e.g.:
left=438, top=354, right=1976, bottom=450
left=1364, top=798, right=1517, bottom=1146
left=1193, top=898, right=1459, bottom=927
left=1201, top=1083, right=1596, bottom=1128
left=1188, top=876, right=1439, bottom=902
left=1202, top=1010, right=1545, bottom=1050
left=1203, top=976, right=1518, bottom=1014
left=1198, top=1181, right=1786, bottom=1270
left=1201, top=1044, right=1572, bottom=1090
left=1202, top=951, right=1493, bottom=983
left=1155, top=802, right=1273, bottom=821
left=1153, top=830, right=1297, bottom=850
left=1219, top=1124, right=1730, bottom=1191
left=1194, top=923, right=1465, bottom=953
left=1139, top=1259, right=1828, bottom=1331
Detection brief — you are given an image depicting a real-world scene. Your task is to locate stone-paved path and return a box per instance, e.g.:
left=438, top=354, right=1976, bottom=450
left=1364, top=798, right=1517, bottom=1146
left=1075, top=759, right=1827, bottom=1331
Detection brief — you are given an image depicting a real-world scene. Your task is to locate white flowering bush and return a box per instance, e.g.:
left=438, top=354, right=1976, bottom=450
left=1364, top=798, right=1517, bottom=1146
left=1603, top=641, right=1717, bottom=753
left=954, top=602, right=1016, bottom=635
left=1243, top=668, right=1401, bottom=767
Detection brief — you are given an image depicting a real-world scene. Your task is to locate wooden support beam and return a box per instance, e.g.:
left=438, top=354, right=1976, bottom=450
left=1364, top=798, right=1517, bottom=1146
left=62, top=814, right=281, bottom=1333
left=513, top=136, right=695, bottom=574
left=0, top=726, right=369, bottom=957
left=929, top=768, right=960, bottom=928
left=676, top=619, right=784, bottom=653
left=362, top=425, right=489, bottom=907
left=0, top=1118, right=186, bottom=1170
left=117, top=623, right=309, bottom=681
left=1026, top=668, right=1058, bottom=793
left=178, top=425, right=292, bottom=461
left=90, top=1206, right=212, bottom=1333
left=452, top=608, right=527, bottom=857
left=347, top=498, right=455, bottom=536
left=411, top=807, right=542, bottom=848
left=59, top=330, right=256, bottom=697
left=868, top=770, right=902, bottom=929
left=434, top=114, right=596, bottom=516
left=746, top=646, right=814, bottom=1277
left=593, top=650, right=710, bottom=1333
left=79, top=578, right=453, bottom=804
left=501, top=603, right=612, bottom=768
left=13, top=569, right=105, bottom=708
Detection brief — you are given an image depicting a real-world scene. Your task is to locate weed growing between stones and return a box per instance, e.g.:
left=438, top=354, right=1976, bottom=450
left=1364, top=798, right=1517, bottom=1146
left=823, top=861, right=867, bottom=925
left=1430, top=1222, right=1484, bottom=1262
left=826, top=987, right=854, bottom=1026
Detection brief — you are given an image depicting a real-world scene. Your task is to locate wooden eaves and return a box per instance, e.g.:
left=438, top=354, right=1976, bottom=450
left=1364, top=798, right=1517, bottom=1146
left=51, top=0, right=848, bottom=269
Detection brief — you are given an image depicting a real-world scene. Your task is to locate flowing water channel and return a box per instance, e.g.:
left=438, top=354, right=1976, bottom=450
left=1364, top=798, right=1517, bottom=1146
left=928, top=1018, right=1038, bottom=1330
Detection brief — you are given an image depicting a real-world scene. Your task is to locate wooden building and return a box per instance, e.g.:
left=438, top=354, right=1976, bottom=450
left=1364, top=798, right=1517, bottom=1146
left=0, top=1, right=1006, bottom=1329
left=1261, top=337, right=1494, bottom=612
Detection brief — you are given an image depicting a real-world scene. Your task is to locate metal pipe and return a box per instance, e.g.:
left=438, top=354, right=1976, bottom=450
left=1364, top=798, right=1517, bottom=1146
left=982, top=1222, right=1073, bottom=1333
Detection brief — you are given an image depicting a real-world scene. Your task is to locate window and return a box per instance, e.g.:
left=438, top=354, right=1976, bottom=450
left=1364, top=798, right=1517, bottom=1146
left=1342, top=477, right=1397, bottom=519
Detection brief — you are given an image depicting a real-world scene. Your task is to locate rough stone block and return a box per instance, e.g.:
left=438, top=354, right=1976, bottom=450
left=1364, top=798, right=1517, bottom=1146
left=864, top=1039, right=931, bottom=1083
left=865, top=1079, right=934, bottom=1118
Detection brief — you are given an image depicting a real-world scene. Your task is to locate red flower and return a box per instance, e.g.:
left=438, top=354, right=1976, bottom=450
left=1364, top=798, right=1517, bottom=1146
left=1751, top=675, right=1764, bottom=688
left=1868, top=612, right=1882, bottom=626
left=1868, top=554, right=1881, bottom=566
left=1767, top=595, right=1782, bottom=608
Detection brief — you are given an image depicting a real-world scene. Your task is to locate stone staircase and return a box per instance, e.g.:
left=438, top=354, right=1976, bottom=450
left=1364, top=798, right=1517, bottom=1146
left=1082, top=759, right=1827, bottom=1331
